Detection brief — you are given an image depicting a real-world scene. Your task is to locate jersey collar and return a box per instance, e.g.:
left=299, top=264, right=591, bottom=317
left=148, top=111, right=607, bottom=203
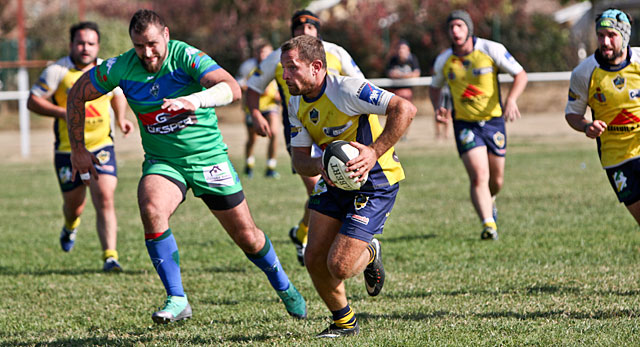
left=302, top=77, right=327, bottom=103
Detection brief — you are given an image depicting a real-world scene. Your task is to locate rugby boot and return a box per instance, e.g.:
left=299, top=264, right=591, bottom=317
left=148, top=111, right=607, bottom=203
left=59, top=226, right=77, bottom=252
left=103, top=257, right=123, bottom=272
left=152, top=295, right=192, bottom=324
left=288, top=226, right=306, bottom=266
left=276, top=283, right=307, bottom=319
left=316, top=322, right=360, bottom=338
left=364, top=238, right=385, bottom=296
left=481, top=226, right=498, bottom=240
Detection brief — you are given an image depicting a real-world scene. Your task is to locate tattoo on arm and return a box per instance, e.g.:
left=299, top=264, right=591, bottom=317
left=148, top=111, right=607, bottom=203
left=66, top=73, right=104, bottom=150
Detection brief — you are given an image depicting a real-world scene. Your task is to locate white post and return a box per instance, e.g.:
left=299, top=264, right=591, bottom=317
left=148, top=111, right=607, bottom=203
left=17, top=67, right=30, bottom=158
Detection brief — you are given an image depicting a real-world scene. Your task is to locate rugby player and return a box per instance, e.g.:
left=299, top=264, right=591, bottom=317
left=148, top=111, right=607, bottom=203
left=429, top=10, right=528, bottom=240
left=65, top=9, right=306, bottom=323
left=282, top=35, right=415, bottom=337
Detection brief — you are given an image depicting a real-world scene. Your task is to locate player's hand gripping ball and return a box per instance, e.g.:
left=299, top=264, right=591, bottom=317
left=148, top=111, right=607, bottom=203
left=322, top=140, right=368, bottom=191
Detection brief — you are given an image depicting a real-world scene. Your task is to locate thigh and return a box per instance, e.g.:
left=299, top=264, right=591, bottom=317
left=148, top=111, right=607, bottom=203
left=89, top=174, right=118, bottom=207
left=138, top=174, right=184, bottom=219
left=461, top=146, right=490, bottom=181
left=488, top=153, right=506, bottom=179
left=306, top=210, right=342, bottom=260
left=625, top=199, right=640, bottom=226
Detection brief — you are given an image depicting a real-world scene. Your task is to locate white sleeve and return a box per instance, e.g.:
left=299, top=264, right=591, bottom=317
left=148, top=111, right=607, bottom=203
left=430, top=51, right=449, bottom=88
left=235, top=58, right=256, bottom=88
left=30, top=62, right=66, bottom=98
left=565, top=57, right=596, bottom=116
left=480, top=39, right=523, bottom=76
left=247, top=49, right=280, bottom=94
left=328, top=75, right=393, bottom=116
left=334, top=45, right=364, bottom=78
left=288, top=96, right=314, bottom=147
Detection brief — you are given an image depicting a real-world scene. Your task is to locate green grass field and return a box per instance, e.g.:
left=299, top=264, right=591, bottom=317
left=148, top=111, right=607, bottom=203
left=2, top=134, right=640, bottom=346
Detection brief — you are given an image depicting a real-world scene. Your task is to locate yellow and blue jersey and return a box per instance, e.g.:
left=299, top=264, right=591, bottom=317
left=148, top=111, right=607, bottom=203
left=30, top=56, right=118, bottom=152
left=566, top=47, right=640, bottom=168
left=431, top=37, right=523, bottom=122
left=288, top=74, right=404, bottom=189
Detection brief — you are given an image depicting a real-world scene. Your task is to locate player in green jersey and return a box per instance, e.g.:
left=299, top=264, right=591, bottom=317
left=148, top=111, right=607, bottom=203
left=65, top=9, right=306, bottom=324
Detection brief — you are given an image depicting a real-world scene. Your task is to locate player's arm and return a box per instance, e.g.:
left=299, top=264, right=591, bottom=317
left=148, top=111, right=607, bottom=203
left=502, top=70, right=528, bottom=122
left=348, top=95, right=416, bottom=180
left=27, top=93, right=66, bottom=119
left=111, top=91, right=133, bottom=137
left=247, top=88, right=272, bottom=137
left=66, top=72, right=105, bottom=183
left=161, top=68, right=241, bottom=112
left=291, top=146, right=322, bottom=176
left=429, top=86, right=448, bottom=124
left=566, top=113, right=606, bottom=139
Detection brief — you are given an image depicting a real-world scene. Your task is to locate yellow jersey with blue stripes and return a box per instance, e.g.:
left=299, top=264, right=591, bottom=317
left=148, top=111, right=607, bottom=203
left=247, top=40, right=364, bottom=106
left=431, top=37, right=523, bottom=122
left=288, top=74, right=404, bottom=189
left=566, top=47, right=640, bottom=168
left=30, top=56, right=119, bottom=153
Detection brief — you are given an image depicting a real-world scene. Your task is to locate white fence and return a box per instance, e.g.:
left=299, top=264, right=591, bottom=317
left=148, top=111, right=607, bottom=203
left=0, top=71, right=571, bottom=158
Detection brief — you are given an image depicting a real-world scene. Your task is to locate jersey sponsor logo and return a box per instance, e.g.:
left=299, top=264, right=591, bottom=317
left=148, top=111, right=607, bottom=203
left=105, top=58, right=116, bottom=74
left=613, top=170, right=627, bottom=192
left=348, top=213, right=370, bottom=226
left=35, top=78, right=49, bottom=92
left=447, top=69, right=456, bottom=81
left=593, top=88, right=606, bottom=103
left=630, top=89, right=640, bottom=99
left=568, top=89, right=579, bottom=101
left=96, top=68, right=108, bottom=82
left=472, top=67, right=493, bottom=76
left=86, top=104, right=101, bottom=118
left=504, top=51, right=516, bottom=63
left=323, top=120, right=353, bottom=137
left=139, top=108, right=198, bottom=134
left=357, top=82, right=383, bottom=106
left=461, top=84, right=483, bottom=100
left=150, top=82, right=160, bottom=97
left=493, top=131, right=505, bottom=148
left=609, top=109, right=640, bottom=125
left=354, top=194, right=369, bottom=210
left=309, top=108, right=319, bottom=124
left=613, top=75, right=626, bottom=91
left=203, top=162, right=236, bottom=188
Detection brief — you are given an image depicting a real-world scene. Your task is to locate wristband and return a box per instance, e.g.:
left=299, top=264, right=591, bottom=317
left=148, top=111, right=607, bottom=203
left=80, top=172, right=91, bottom=180
left=583, top=122, right=592, bottom=133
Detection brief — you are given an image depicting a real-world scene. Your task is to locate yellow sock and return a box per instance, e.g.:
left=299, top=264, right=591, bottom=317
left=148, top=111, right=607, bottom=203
left=103, top=249, right=118, bottom=261
left=296, top=221, right=308, bottom=245
left=65, top=217, right=81, bottom=230
left=483, top=221, right=497, bottom=230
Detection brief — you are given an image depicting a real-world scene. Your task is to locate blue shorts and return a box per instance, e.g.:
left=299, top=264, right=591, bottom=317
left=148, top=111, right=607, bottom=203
left=453, top=117, right=507, bottom=157
left=605, top=158, right=640, bottom=206
left=55, top=145, right=117, bottom=192
left=308, top=179, right=399, bottom=243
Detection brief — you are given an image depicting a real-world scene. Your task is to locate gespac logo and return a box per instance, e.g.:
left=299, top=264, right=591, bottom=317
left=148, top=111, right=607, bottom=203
left=139, top=108, right=197, bottom=134
left=357, top=82, right=383, bottom=106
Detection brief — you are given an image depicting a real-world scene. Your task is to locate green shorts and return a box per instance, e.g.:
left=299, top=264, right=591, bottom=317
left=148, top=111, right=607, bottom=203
left=142, top=154, right=243, bottom=198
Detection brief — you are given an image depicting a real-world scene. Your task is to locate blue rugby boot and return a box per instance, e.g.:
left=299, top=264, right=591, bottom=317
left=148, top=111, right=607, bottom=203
left=59, top=226, right=77, bottom=252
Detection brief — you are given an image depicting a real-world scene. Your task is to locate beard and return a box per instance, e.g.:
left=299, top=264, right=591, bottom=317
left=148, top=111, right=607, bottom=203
left=601, top=46, right=624, bottom=64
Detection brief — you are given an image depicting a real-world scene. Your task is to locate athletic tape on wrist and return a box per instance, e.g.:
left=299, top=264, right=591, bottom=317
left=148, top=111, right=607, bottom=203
left=183, top=82, right=234, bottom=109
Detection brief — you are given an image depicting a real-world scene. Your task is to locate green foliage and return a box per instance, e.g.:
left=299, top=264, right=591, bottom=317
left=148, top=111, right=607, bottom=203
left=1, top=129, right=640, bottom=345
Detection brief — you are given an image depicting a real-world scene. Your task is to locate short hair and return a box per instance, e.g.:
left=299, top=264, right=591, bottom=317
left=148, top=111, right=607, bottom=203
left=129, top=9, right=166, bottom=36
left=70, top=22, right=100, bottom=43
left=281, top=35, right=326, bottom=68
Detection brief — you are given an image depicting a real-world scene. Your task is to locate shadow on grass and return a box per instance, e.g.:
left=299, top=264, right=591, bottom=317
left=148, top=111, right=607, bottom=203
left=381, top=233, right=437, bottom=243
left=379, top=284, right=583, bottom=300
left=0, top=266, right=146, bottom=276
left=358, top=307, right=640, bottom=322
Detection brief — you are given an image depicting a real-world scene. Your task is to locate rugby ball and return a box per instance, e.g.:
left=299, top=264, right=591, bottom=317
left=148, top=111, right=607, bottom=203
left=322, top=140, right=368, bottom=191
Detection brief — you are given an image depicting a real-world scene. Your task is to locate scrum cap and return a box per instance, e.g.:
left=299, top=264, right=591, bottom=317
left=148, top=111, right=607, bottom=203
left=596, top=8, right=632, bottom=48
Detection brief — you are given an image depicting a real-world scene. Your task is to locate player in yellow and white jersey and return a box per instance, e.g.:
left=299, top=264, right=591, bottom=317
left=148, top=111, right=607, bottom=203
left=236, top=40, right=281, bottom=179
left=282, top=35, right=415, bottom=337
left=27, top=22, right=133, bottom=272
left=566, top=9, right=640, bottom=226
left=429, top=10, right=527, bottom=240
left=247, top=9, right=364, bottom=266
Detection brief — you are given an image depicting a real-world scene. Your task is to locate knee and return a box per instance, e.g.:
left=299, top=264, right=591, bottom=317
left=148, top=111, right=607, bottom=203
left=235, top=228, right=264, bottom=254
left=469, top=172, right=489, bottom=188
left=327, top=259, right=351, bottom=281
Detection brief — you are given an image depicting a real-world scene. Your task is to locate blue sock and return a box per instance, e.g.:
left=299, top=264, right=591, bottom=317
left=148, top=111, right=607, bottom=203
left=145, top=229, right=185, bottom=297
left=245, top=233, right=290, bottom=291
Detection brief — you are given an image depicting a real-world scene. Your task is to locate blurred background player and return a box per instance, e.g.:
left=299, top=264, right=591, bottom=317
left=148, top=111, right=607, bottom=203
left=429, top=10, right=527, bottom=240
left=282, top=35, right=416, bottom=337
left=565, top=9, right=640, bottom=226
left=236, top=39, right=281, bottom=178
left=27, top=21, right=133, bottom=272
left=66, top=9, right=306, bottom=324
left=247, top=9, right=364, bottom=266
left=385, top=39, right=420, bottom=103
